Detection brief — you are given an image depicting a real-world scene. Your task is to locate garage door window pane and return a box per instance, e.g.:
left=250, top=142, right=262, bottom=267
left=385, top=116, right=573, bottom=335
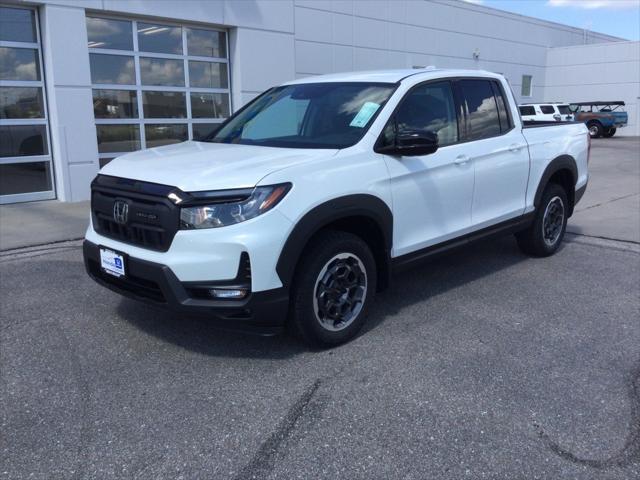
left=142, top=91, right=186, bottom=118
left=1, top=87, right=44, bottom=119
left=190, top=93, right=229, bottom=118
left=87, top=17, right=133, bottom=50
left=0, top=47, right=40, bottom=81
left=0, top=162, right=52, bottom=195
left=187, top=28, right=226, bottom=57
left=0, top=125, right=48, bottom=157
left=89, top=54, right=135, bottom=84
left=189, top=61, right=227, bottom=88
left=93, top=89, right=138, bottom=118
left=99, top=157, right=114, bottom=168
left=96, top=124, right=140, bottom=153
left=140, top=57, right=184, bottom=86
left=137, top=23, right=182, bottom=54
left=192, top=123, right=218, bottom=141
left=0, top=7, right=36, bottom=43
left=145, top=124, right=187, bottom=147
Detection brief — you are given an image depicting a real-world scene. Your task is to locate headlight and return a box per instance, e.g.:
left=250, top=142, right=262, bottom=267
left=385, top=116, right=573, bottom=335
left=180, top=183, right=291, bottom=229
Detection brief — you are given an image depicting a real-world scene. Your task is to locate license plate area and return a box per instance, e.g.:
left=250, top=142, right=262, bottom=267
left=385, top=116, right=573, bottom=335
left=100, top=247, right=126, bottom=278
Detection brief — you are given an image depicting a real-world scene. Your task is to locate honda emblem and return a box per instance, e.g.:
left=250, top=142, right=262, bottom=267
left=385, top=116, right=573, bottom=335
left=113, top=200, right=129, bottom=225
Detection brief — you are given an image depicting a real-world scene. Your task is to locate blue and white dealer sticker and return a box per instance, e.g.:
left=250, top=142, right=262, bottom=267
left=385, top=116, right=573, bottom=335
left=100, top=248, right=125, bottom=277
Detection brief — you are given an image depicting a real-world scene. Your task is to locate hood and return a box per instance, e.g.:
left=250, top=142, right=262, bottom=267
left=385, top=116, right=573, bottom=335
left=99, top=141, right=338, bottom=192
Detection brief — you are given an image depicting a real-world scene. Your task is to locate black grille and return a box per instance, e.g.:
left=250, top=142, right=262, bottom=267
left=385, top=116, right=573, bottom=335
left=87, top=259, right=165, bottom=302
left=91, top=175, right=180, bottom=252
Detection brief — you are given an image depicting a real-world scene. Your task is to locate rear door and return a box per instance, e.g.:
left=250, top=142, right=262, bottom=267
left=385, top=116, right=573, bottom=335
left=380, top=80, right=474, bottom=256
left=455, top=78, right=530, bottom=227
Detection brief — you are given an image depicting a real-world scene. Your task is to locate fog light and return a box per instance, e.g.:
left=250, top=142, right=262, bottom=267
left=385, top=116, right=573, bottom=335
left=209, top=288, right=248, bottom=299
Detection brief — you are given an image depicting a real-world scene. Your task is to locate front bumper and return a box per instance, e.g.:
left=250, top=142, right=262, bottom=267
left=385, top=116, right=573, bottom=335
left=83, top=240, right=289, bottom=334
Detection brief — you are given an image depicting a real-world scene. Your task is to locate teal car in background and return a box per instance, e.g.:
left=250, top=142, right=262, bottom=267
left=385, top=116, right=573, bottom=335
left=570, top=101, right=628, bottom=138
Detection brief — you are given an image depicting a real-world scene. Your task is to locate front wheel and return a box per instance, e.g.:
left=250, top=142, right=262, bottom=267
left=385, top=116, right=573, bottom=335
left=289, top=231, right=376, bottom=347
left=516, top=183, right=568, bottom=257
left=587, top=121, right=603, bottom=138
left=602, top=127, right=616, bottom=138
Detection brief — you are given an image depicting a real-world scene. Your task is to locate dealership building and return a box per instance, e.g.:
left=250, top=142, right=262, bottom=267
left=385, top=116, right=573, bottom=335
left=1, top=0, right=638, bottom=204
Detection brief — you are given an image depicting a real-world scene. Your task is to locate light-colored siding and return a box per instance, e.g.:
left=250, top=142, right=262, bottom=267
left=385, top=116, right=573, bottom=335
left=9, top=0, right=627, bottom=202
left=544, top=42, right=640, bottom=137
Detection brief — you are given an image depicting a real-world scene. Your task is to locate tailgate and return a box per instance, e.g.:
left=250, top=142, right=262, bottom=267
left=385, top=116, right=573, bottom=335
left=611, top=111, right=628, bottom=126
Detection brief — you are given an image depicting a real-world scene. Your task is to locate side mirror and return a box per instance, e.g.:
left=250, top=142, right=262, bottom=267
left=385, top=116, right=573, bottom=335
left=377, top=130, right=439, bottom=156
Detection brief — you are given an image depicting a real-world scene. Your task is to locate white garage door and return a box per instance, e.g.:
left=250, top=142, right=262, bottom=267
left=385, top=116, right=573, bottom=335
left=86, top=15, right=231, bottom=167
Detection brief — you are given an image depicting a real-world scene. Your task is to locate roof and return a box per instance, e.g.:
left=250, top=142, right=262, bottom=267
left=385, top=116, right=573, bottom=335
left=284, top=68, right=503, bottom=85
left=570, top=101, right=625, bottom=106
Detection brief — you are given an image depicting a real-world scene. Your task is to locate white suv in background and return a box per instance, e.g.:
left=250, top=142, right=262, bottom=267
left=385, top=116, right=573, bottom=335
left=519, top=103, right=574, bottom=122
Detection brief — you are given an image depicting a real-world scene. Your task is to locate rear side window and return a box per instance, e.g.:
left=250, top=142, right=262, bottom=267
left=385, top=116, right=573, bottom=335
left=491, top=81, right=513, bottom=133
left=519, top=106, right=535, bottom=116
left=458, top=79, right=501, bottom=141
left=540, top=105, right=555, bottom=114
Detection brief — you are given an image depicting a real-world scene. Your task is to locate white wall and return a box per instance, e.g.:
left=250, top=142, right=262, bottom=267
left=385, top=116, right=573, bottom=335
left=544, top=41, right=640, bottom=137
left=291, top=0, right=621, bottom=103
left=11, top=0, right=625, bottom=201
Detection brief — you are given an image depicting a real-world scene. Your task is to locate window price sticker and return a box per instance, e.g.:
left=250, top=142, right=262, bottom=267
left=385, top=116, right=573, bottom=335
left=350, top=102, right=380, bottom=128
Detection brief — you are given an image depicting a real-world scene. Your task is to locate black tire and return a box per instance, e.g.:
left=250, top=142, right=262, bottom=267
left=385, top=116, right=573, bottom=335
left=516, top=183, right=568, bottom=257
left=289, top=230, right=376, bottom=348
left=587, top=121, right=603, bottom=138
left=602, top=127, right=616, bottom=138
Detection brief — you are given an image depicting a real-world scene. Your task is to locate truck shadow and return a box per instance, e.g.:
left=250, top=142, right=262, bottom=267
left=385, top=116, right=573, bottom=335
left=117, top=235, right=540, bottom=358
left=361, top=235, right=533, bottom=335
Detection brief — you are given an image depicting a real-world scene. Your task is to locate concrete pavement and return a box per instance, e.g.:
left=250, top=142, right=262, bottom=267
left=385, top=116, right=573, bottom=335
left=0, top=200, right=89, bottom=251
left=0, top=138, right=638, bottom=479
left=567, top=136, right=640, bottom=244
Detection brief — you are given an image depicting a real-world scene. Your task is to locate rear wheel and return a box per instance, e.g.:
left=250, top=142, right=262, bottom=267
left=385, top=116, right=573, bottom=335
left=587, top=121, right=603, bottom=138
left=289, top=231, right=376, bottom=347
left=516, top=183, right=568, bottom=257
left=602, top=127, right=616, bottom=138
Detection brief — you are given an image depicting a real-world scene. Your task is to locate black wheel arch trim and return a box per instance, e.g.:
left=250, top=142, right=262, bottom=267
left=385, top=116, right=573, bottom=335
left=275, top=194, right=393, bottom=289
left=533, top=154, right=578, bottom=215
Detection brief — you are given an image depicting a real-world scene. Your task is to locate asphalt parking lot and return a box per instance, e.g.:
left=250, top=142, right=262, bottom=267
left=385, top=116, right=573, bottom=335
left=1, top=137, right=639, bottom=479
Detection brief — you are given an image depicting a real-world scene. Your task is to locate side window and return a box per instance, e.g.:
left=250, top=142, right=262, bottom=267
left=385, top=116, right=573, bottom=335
left=540, top=105, right=555, bottom=114
left=519, top=106, right=535, bottom=116
left=458, top=79, right=501, bottom=141
left=557, top=105, right=571, bottom=115
left=491, top=81, right=513, bottom=132
left=393, top=81, right=459, bottom=147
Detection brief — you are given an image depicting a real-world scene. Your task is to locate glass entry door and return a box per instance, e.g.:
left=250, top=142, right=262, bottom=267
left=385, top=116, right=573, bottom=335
left=0, top=5, right=55, bottom=204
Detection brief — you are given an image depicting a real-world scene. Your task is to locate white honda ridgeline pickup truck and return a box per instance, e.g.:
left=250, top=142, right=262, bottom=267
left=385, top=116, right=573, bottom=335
left=84, top=69, right=589, bottom=346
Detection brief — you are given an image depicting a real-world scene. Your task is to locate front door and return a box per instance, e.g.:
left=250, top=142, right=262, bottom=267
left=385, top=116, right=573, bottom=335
left=380, top=81, right=475, bottom=257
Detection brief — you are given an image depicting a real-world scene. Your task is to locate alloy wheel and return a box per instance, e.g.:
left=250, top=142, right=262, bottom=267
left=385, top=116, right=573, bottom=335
left=542, top=196, right=565, bottom=247
left=312, top=253, right=368, bottom=332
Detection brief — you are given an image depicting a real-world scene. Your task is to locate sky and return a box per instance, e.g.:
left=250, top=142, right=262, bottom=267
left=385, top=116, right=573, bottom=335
left=462, top=0, right=640, bottom=40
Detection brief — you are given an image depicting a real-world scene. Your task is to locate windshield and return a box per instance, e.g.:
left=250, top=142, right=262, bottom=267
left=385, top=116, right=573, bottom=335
left=206, top=82, right=396, bottom=149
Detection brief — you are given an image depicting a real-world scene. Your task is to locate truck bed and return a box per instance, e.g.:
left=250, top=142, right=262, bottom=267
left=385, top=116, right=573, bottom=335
left=523, top=120, right=581, bottom=128
left=520, top=121, right=589, bottom=214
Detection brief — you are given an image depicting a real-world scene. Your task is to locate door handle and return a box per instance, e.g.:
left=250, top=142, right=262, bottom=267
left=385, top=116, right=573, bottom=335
left=509, top=144, right=524, bottom=153
left=454, top=155, right=469, bottom=165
